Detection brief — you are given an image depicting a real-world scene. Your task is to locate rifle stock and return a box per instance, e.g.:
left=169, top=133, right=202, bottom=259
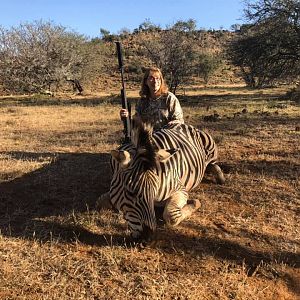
left=115, top=41, right=131, bottom=143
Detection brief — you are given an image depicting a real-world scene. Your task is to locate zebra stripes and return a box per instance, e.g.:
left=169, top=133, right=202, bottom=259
left=108, top=117, right=225, bottom=240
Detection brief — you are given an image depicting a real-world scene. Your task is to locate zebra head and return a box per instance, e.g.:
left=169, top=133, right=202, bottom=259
left=110, top=116, right=178, bottom=241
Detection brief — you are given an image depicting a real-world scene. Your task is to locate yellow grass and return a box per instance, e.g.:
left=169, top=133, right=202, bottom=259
left=0, top=85, right=299, bottom=299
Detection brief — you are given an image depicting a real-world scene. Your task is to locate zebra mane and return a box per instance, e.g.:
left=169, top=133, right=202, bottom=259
left=131, top=115, right=157, bottom=169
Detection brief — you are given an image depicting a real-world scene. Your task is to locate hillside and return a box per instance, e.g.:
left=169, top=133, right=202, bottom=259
left=82, top=29, right=242, bottom=94
left=0, top=26, right=245, bottom=97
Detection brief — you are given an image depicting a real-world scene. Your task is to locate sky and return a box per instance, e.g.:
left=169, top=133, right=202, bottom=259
left=0, top=0, right=245, bottom=39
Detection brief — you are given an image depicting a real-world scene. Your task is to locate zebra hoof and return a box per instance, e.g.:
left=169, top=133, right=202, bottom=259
left=216, top=174, right=226, bottom=185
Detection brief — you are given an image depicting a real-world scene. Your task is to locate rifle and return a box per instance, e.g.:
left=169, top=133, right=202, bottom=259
left=115, top=41, right=131, bottom=143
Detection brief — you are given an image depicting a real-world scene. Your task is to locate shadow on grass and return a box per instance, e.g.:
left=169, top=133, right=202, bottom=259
left=179, top=90, right=291, bottom=107
left=241, top=159, right=300, bottom=181
left=0, top=86, right=291, bottom=109
left=1, top=150, right=298, bottom=295
left=45, top=212, right=299, bottom=294
left=221, top=158, right=300, bottom=181
left=23, top=219, right=128, bottom=247
left=169, top=221, right=300, bottom=267
left=154, top=227, right=300, bottom=296
left=0, top=151, right=112, bottom=238
left=0, top=96, right=139, bottom=107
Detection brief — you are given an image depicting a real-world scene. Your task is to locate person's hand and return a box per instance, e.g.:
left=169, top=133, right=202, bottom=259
left=120, top=108, right=129, bottom=118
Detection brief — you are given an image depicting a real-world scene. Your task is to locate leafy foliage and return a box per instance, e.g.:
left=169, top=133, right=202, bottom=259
left=2, top=4, right=300, bottom=95
left=0, top=20, right=88, bottom=93
left=136, top=20, right=222, bottom=93
left=172, top=19, right=197, bottom=32
left=137, top=29, right=196, bottom=93
left=227, top=0, right=300, bottom=87
left=135, top=19, right=162, bottom=33
left=195, top=53, right=222, bottom=84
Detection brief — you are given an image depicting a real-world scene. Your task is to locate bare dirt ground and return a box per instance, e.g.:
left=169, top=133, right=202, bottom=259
left=0, top=85, right=299, bottom=299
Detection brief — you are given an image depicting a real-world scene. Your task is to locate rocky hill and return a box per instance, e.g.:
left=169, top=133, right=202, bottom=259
left=83, top=29, right=243, bottom=94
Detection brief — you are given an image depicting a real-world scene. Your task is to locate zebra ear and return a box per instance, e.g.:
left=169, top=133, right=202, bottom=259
left=156, top=148, right=179, bottom=162
left=111, top=150, right=131, bottom=168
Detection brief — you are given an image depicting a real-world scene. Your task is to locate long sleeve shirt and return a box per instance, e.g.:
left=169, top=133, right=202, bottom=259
left=135, top=92, right=184, bottom=131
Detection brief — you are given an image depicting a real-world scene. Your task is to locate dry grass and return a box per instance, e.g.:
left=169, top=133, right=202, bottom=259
left=0, top=85, right=299, bottom=300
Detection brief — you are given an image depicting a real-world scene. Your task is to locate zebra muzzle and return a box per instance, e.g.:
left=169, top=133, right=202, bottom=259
left=137, top=224, right=156, bottom=243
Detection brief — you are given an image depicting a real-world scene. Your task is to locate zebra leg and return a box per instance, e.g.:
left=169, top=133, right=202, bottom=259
left=163, top=191, right=201, bottom=226
left=206, top=163, right=225, bottom=184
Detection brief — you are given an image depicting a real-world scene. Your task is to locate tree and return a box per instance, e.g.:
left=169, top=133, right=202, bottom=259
left=227, top=23, right=284, bottom=87
left=118, top=27, right=131, bottom=37
left=230, top=24, right=241, bottom=32
left=81, top=39, right=115, bottom=86
left=227, top=0, right=300, bottom=87
left=195, top=53, right=221, bottom=84
left=138, top=22, right=198, bottom=94
left=99, top=27, right=119, bottom=42
left=137, top=19, right=161, bottom=32
left=172, top=19, right=197, bottom=32
left=100, top=28, right=110, bottom=38
left=0, top=20, right=88, bottom=94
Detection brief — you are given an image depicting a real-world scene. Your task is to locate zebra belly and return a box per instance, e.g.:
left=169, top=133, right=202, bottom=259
left=154, top=160, right=205, bottom=204
left=153, top=127, right=207, bottom=193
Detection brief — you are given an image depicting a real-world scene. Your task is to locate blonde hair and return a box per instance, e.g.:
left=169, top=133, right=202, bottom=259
left=139, top=67, right=168, bottom=98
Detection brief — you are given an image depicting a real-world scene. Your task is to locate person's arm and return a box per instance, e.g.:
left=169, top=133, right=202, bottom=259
left=168, top=93, right=184, bottom=124
left=120, top=99, right=141, bottom=119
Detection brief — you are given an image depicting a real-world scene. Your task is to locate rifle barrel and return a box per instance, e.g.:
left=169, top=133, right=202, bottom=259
left=116, top=41, right=123, bottom=68
left=115, top=41, right=131, bottom=142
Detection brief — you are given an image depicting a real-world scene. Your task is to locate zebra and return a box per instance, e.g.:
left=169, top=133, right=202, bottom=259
left=106, top=116, right=225, bottom=241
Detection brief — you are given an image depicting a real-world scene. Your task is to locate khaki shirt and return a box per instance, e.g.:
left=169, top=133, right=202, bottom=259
left=135, top=92, right=184, bottom=130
